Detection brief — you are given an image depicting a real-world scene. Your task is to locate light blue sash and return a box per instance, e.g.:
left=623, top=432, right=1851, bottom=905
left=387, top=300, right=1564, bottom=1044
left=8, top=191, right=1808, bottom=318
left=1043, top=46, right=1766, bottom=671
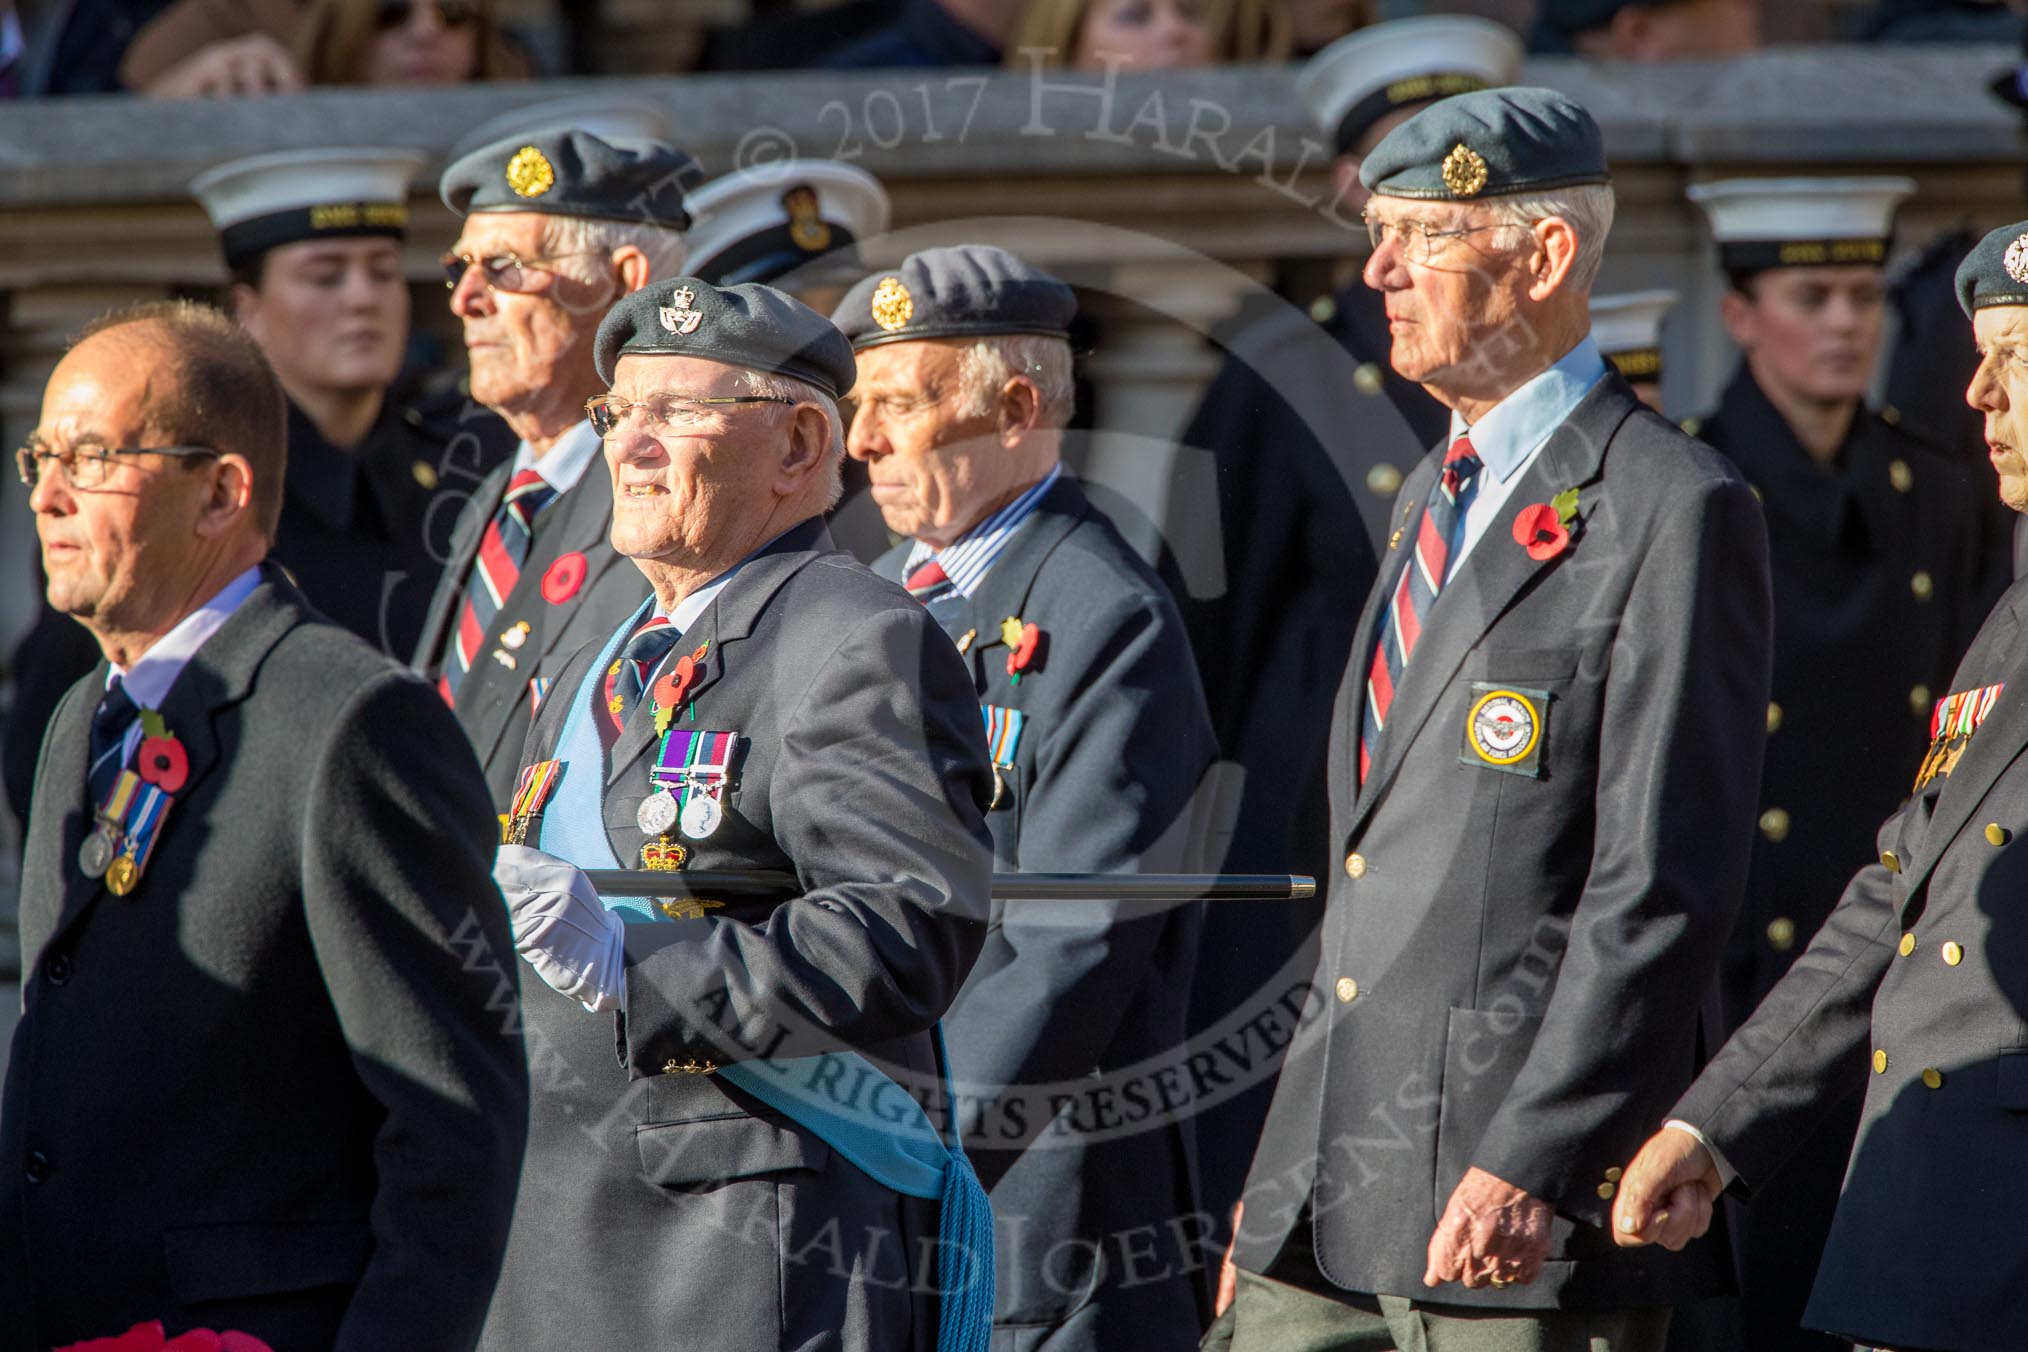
left=539, top=604, right=992, bottom=1351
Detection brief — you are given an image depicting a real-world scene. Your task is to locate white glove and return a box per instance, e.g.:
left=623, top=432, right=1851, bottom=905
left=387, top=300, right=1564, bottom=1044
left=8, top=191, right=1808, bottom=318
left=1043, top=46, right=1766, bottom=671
left=493, top=844, right=628, bottom=1013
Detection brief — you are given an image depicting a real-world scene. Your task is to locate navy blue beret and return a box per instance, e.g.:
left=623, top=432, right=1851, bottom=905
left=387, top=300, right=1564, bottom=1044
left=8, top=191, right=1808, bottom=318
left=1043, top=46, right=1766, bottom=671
left=441, top=129, right=696, bottom=231
left=831, top=244, right=1075, bottom=351
left=1360, top=86, right=1609, bottom=201
left=1955, top=221, right=2028, bottom=318
left=593, top=278, right=856, bottom=400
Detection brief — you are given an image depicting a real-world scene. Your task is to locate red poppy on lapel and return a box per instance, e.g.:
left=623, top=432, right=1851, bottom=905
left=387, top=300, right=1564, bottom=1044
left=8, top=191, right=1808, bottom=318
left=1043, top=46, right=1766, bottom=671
left=1513, top=503, right=1571, bottom=562
left=136, top=734, right=188, bottom=794
left=542, top=552, right=588, bottom=604
left=58, top=1322, right=273, bottom=1352
left=1007, top=622, right=1042, bottom=681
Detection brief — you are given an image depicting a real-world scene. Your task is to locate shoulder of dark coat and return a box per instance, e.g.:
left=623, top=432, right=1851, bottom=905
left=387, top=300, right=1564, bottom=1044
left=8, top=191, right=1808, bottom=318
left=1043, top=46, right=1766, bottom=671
left=1603, top=403, right=1755, bottom=499
left=1030, top=508, right=1185, bottom=626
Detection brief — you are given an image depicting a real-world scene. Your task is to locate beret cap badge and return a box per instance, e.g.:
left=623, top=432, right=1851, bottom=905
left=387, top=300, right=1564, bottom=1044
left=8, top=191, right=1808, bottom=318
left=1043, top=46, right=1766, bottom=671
left=505, top=145, right=556, bottom=199
left=1441, top=143, right=1489, bottom=198
left=658, top=286, right=704, bottom=335
left=784, top=186, right=834, bottom=253
left=871, top=276, right=914, bottom=332
left=2006, top=233, right=2028, bottom=286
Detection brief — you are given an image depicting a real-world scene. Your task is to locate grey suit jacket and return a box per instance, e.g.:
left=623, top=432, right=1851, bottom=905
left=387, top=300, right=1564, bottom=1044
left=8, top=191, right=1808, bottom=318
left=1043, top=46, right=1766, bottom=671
left=875, top=476, right=1216, bottom=1349
left=480, top=520, right=993, bottom=1351
left=1234, top=374, right=1773, bottom=1310
left=1675, top=574, right=2028, bottom=1352
left=0, top=567, right=527, bottom=1351
left=412, top=443, right=649, bottom=811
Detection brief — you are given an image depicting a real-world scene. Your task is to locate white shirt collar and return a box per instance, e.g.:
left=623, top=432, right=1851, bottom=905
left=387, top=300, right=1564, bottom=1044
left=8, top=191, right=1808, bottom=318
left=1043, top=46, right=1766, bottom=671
left=107, top=564, right=264, bottom=706
left=513, top=419, right=603, bottom=495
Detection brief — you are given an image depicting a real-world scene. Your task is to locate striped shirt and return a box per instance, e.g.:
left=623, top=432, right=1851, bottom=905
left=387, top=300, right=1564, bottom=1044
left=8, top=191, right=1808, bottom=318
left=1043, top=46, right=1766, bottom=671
left=901, top=465, right=1062, bottom=598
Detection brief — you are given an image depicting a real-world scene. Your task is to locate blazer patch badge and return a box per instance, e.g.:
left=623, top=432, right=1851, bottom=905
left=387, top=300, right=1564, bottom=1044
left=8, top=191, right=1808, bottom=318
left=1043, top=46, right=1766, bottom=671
left=1461, top=684, right=1548, bottom=778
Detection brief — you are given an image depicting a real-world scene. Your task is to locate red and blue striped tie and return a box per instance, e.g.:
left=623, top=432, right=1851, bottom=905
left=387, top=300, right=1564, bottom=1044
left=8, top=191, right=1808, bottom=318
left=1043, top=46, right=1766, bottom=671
left=439, top=469, right=555, bottom=705
left=1360, top=435, right=1483, bottom=786
left=603, top=615, right=681, bottom=736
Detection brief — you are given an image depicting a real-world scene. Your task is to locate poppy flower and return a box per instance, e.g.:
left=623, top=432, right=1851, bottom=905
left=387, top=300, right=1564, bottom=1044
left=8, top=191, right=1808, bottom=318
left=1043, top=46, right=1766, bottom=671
left=542, top=552, right=588, bottom=604
left=653, top=654, right=697, bottom=709
left=1512, top=504, right=1571, bottom=562
left=1007, top=622, right=1042, bottom=679
left=136, top=735, right=188, bottom=793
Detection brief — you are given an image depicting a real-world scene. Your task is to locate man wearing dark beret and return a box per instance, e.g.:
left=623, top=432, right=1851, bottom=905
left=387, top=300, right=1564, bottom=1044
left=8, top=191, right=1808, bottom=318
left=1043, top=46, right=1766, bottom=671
left=412, top=119, right=693, bottom=812
left=1215, top=87, right=1772, bottom=1351
left=482, top=276, right=996, bottom=1351
left=1527, top=0, right=1759, bottom=58
left=835, top=243, right=1216, bottom=1352
left=1613, top=219, right=2028, bottom=1352
left=1166, top=16, right=1519, bottom=1244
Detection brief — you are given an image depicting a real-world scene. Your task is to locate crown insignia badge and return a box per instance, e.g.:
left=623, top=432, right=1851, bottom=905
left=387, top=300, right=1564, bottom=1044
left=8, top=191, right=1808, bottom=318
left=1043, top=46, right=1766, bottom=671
left=641, top=836, right=689, bottom=871
left=659, top=286, right=704, bottom=336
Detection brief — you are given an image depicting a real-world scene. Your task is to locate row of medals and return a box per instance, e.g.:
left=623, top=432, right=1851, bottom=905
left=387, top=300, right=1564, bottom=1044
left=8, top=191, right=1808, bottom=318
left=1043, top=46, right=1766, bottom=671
left=79, top=816, right=140, bottom=895
left=638, top=776, right=725, bottom=861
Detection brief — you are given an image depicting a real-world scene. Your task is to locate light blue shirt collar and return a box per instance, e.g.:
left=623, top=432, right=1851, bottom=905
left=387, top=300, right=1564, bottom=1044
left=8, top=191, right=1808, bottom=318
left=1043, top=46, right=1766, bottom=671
left=106, top=564, right=263, bottom=703
left=512, top=419, right=602, bottom=495
left=1448, top=337, right=1609, bottom=484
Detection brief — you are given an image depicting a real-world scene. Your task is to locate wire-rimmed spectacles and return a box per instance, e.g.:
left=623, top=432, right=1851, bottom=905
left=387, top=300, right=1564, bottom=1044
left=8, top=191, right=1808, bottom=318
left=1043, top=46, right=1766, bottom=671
left=1362, top=212, right=1518, bottom=264
left=17, top=440, right=220, bottom=491
left=585, top=392, right=797, bottom=437
left=441, top=249, right=608, bottom=293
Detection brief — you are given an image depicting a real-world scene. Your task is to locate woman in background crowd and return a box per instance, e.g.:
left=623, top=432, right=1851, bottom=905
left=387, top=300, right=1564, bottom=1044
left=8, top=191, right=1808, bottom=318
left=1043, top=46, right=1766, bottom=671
left=1007, top=0, right=1291, bottom=68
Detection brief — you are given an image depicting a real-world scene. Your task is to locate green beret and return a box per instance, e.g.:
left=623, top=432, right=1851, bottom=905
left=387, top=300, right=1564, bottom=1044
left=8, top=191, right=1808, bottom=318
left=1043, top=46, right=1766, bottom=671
left=593, top=278, right=856, bottom=400
left=831, top=244, right=1075, bottom=351
left=1359, top=86, right=1609, bottom=201
left=1955, top=221, right=2028, bottom=318
left=440, top=129, right=696, bottom=231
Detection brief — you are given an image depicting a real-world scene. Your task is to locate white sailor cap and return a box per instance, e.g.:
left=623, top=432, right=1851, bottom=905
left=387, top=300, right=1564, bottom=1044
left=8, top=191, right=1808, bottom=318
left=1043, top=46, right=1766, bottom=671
left=449, top=95, right=683, bottom=163
left=1590, top=290, right=1677, bottom=382
left=1687, top=177, right=1915, bottom=278
left=191, top=147, right=425, bottom=271
left=1297, top=15, right=1524, bottom=157
left=683, top=161, right=890, bottom=289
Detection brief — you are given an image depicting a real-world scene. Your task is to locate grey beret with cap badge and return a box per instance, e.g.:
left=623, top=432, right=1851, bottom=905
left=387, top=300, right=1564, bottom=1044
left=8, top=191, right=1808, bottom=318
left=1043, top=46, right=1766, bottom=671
left=1359, top=85, right=1609, bottom=201
left=440, top=128, right=697, bottom=231
left=593, top=277, right=857, bottom=400
left=831, top=244, right=1076, bottom=351
left=1954, top=221, right=2028, bottom=317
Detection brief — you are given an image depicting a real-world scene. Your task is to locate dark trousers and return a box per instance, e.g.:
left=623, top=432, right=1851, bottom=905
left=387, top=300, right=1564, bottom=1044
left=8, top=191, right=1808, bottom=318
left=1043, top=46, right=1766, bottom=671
left=1203, top=1270, right=1671, bottom=1352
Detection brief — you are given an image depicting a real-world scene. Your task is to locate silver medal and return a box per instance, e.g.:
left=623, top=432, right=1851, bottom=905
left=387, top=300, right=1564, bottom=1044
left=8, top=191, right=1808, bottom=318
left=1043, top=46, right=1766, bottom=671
left=637, top=789, right=678, bottom=836
left=680, top=793, right=723, bottom=840
left=78, top=828, right=117, bottom=878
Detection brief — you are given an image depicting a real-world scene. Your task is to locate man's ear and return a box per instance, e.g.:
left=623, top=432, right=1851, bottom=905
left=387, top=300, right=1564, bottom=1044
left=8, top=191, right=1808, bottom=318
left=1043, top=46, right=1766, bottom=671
left=194, top=453, right=256, bottom=538
left=1528, top=216, right=1581, bottom=302
left=612, top=244, right=653, bottom=297
left=998, top=376, right=1043, bottom=444
left=775, top=403, right=830, bottom=496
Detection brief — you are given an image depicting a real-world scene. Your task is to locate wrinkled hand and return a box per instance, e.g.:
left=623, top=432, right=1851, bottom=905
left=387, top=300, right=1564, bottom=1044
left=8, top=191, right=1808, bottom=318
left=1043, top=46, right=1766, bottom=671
left=144, top=34, right=304, bottom=98
left=1424, top=1166, right=1552, bottom=1289
left=1611, top=1127, right=1721, bottom=1251
left=1213, top=1201, right=1243, bottom=1317
left=494, top=843, right=627, bottom=1013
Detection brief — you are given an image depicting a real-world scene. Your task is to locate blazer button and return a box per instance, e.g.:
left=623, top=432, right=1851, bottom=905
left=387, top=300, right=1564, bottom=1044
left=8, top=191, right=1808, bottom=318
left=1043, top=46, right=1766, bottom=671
left=1872, top=1049, right=1888, bottom=1074
left=1911, top=570, right=1934, bottom=602
left=1765, top=702, right=1782, bottom=734
left=1758, top=808, right=1790, bottom=843
left=44, top=953, right=72, bottom=986
left=1987, top=823, right=2010, bottom=847
left=1604, top=1166, right=1623, bottom=1182
left=23, top=1151, right=49, bottom=1184
left=1889, top=458, right=1914, bottom=493
left=1344, top=852, right=1367, bottom=880
left=1881, top=850, right=1901, bottom=874
left=1596, top=1181, right=1616, bottom=1200
left=1921, top=1068, right=1944, bottom=1089
left=1335, top=977, right=1360, bottom=1003
left=1911, top=685, right=1932, bottom=717
left=1766, top=918, right=1796, bottom=952
left=1941, top=941, right=1964, bottom=967
left=1898, top=933, right=1917, bottom=957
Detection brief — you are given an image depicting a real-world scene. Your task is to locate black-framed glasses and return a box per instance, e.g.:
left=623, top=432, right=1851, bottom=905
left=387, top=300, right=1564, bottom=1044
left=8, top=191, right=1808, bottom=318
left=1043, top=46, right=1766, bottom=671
left=17, top=441, right=220, bottom=491
left=1362, top=211, right=1518, bottom=264
left=441, top=249, right=606, bottom=294
left=586, top=393, right=796, bottom=437
left=377, top=0, right=481, bottom=30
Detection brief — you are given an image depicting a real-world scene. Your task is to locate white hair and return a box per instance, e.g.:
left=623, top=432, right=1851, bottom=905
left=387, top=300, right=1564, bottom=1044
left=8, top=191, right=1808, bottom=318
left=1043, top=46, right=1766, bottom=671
left=1488, top=183, right=1617, bottom=293
left=740, top=367, right=847, bottom=509
left=542, top=215, right=689, bottom=286
left=953, top=335, right=1076, bottom=427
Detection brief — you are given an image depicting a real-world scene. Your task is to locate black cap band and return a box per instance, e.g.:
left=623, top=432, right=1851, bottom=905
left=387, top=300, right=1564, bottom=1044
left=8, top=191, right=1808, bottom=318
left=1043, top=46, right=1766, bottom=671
left=1719, top=236, right=1888, bottom=277
left=1606, top=347, right=1662, bottom=380
left=1333, top=73, right=1493, bottom=155
left=696, top=224, right=859, bottom=288
left=219, top=202, right=407, bottom=271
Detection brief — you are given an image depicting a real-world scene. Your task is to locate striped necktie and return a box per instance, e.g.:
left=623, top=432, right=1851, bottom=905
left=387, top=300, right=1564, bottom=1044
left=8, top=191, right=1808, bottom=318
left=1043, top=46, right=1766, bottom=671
left=439, top=469, right=556, bottom=705
left=604, top=615, right=682, bottom=736
left=903, top=558, right=955, bottom=607
left=1360, top=435, right=1484, bottom=786
left=87, top=678, right=138, bottom=808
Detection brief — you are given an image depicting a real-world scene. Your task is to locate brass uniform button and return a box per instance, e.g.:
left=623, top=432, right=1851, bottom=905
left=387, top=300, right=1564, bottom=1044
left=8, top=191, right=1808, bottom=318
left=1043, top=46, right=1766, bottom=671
left=1882, top=403, right=1902, bottom=426
left=1353, top=361, right=1384, bottom=396
left=412, top=460, right=440, bottom=490
left=1872, top=1049, right=1888, bottom=1073
left=1366, top=462, right=1403, bottom=496
left=1911, top=570, right=1934, bottom=602
left=1911, top=685, right=1932, bottom=717
left=1309, top=294, right=1339, bottom=324
left=1987, top=823, right=2010, bottom=847
left=1942, top=941, right=1964, bottom=967
left=1766, top=702, right=1783, bottom=734
left=1898, top=932, right=1917, bottom=957
left=1335, top=977, right=1360, bottom=1003
left=1759, top=807, right=1790, bottom=843
left=1680, top=415, right=1703, bottom=438
left=1344, top=852, right=1367, bottom=879
left=1596, top=1181, right=1617, bottom=1200
left=1605, top=1166, right=1623, bottom=1182
left=1881, top=850, right=1901, bottom=874
left=1749, top=483, right=1764, bottom=504
left=1921, top=1068, right=1944, bottom=1089
left=1888, top=458, right=1914, bottom=493
left=1767, top=917, right=1796, bottom=951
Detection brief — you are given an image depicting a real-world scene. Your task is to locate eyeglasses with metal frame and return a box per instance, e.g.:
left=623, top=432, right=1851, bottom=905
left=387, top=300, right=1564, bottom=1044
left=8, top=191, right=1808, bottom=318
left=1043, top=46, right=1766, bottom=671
left=440, top=249, right=609, bottom=293
left=585, top=392, right=797, bottom=437
left=17, top=439, right=220, bottom=490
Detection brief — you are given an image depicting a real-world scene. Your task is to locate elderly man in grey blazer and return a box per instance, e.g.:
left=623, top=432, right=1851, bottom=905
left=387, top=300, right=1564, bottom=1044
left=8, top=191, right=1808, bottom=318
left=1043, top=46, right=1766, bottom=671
left=485, top=277, right=995, bottom=1350
left=0, top=301, right=526, bottom=1350
left=1212, top=87, right=1774, bottom=1352
left=1611, top=220, right=2028, bottom=1352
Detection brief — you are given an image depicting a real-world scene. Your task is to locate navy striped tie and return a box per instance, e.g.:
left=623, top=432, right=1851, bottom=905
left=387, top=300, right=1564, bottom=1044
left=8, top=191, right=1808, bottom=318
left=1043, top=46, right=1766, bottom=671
left=87, top=679, right=137, bottom=808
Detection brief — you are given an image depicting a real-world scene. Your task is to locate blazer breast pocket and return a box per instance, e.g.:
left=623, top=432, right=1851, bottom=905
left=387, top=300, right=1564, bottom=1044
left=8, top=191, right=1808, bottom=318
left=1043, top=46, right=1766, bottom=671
left=1454, top=650, right=1584, bottom=781
left=636, top=1111, right=831, bottom=1189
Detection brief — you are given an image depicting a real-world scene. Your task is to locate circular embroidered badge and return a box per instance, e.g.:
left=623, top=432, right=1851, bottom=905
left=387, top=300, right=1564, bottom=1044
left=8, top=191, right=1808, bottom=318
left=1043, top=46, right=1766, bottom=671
left=2005, top=232, right=2028, bottom=285
left=505, top=146, right=556, bottom=199
left=1467, top=689, right=1541, bottom=766
left=871, top=276, right=914, bottom=332
left=542, top=551, right=587, bottom=604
